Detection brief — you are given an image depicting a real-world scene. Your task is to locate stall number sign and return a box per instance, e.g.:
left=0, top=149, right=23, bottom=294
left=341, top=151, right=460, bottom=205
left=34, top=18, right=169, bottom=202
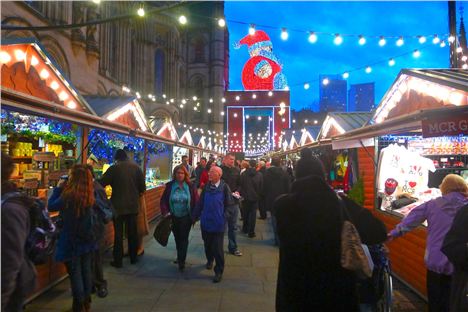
left=422, top=115, right=468, bottom=138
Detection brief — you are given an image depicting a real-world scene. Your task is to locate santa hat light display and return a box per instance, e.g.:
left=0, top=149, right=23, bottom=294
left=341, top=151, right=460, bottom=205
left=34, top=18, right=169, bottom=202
left=238, top=30, right=273, bottom=54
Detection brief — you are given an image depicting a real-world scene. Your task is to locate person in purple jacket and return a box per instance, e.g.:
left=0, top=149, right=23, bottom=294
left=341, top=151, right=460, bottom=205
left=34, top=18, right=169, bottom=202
left=388, top=174, right=468, bottom=312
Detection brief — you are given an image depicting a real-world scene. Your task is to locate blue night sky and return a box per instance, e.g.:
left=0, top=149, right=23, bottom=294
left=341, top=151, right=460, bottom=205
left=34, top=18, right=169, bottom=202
left=225, top=1, right=459, bottom=111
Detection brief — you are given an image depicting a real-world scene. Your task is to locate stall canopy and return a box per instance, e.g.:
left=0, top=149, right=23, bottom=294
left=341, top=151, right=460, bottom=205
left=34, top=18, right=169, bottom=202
left=1, top=39, right=95, bottom=115
left=84, top=96, right=150, bottom=132
left=334, top=69, right=468, bottom=145
left=318, top=112, right=372, bottom=141
left=176, top=128, right=195, bottom=146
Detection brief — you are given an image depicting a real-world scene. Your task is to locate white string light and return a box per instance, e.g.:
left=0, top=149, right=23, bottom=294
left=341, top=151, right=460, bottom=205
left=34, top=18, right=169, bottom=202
left=281, top=28, right=289, bottom=40
left=178, top=15, right=187, bottom=25
left=333, top=34, right=343, bottom=45
left=358, top=35, right=366, bottom=45
left=308, top=31, right=318, bottom=43
left=379, top=36, right=386, bottom=47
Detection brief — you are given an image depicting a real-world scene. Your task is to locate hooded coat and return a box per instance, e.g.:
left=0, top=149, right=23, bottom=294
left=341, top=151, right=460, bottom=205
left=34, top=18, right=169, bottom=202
left=240, top=167, right=263, bottom=202
left=275, top=175, right=387, bottom=312
left=390, top=192, right=468, bottom=275
left=263, top=166, right=290, bottom=215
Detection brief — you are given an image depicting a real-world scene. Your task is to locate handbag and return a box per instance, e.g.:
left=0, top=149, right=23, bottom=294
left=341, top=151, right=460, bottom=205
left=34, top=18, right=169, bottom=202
left=153, top=215, right=172, bottom=247
left=339, top=198, right=373, bottom=279
left=138, top=195, right=149, bottom=237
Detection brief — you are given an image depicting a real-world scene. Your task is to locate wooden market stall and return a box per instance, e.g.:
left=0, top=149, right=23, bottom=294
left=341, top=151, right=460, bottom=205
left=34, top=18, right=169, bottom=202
left=331, top=69, right=468, bottom=298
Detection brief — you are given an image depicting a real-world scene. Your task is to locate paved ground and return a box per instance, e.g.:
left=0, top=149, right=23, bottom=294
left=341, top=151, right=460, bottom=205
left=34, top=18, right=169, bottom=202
left=25, top=217, right=427, bottom=312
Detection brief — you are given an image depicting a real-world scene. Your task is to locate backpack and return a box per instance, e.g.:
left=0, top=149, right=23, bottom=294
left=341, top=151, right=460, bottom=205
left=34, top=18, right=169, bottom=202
left=74, top=206, right=102, bottom=243
left=2, top=192, right=58, bottom=265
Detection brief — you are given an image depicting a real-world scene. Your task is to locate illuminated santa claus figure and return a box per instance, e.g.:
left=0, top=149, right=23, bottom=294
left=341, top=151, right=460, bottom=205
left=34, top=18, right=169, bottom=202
left=238, top=30, right=288, bottom=90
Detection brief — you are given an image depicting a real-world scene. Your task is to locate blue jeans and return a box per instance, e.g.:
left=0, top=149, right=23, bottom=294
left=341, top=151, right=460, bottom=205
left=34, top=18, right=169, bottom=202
left=271, top=214, right=279, bottom=246
left=225, top=204, right=239, bottom=252
left=65, top=252, right=92, bottom=305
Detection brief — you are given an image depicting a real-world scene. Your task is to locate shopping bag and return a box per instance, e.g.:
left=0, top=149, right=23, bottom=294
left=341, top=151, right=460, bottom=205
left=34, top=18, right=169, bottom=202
left=341, top=219, right=373, bottom=279
left=153, top=215, right=172, bottom=247
left=138, top=195, right=149, bottom=237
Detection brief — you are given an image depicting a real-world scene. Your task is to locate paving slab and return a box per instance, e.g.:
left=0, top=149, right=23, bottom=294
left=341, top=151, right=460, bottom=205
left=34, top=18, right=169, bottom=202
left=24, top=215, right=427, bottom=312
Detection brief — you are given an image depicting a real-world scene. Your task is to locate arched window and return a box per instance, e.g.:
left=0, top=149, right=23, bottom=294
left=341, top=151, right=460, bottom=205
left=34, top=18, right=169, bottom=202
left=154, top=49, right=165, bottom=95
left=193, top=37, right=205, bottom=63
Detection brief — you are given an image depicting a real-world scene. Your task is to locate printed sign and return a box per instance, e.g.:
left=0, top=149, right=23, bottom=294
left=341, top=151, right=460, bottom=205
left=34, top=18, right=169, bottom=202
left=422, top=115, right=468, bottom=138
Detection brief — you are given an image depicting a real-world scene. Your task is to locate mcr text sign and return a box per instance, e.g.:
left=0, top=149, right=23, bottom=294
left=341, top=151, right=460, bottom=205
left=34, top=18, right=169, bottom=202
left=422, top=115, right=468, bottom=138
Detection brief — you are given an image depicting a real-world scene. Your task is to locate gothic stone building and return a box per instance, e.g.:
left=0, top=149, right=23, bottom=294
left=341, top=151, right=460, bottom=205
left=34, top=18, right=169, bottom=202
left=1, top=1, right=229, bottom=132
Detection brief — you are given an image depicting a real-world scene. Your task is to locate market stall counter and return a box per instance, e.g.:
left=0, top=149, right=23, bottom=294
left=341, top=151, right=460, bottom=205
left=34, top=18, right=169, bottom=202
left=332, top=69, right=468, bottom=298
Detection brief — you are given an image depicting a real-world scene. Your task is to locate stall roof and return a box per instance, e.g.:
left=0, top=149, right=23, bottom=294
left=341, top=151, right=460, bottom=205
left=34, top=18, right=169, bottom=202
left=1, top=38, right=95, bottom=114
left=318, top=112, right=372, bottom=140
left=371, top=69, right=467, bottom=124
left=84, top=96, right=135, bottom=117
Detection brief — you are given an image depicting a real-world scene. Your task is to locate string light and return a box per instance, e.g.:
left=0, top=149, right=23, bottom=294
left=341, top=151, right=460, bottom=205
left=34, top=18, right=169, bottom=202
left=396, top=36, right=404, bottom=46
left=333, top=34, right=343, bottom=45
left=304, top=83, right=310, bottom=90
left=456, top=47, right=463, bottom=53
left=218, top=18, right=226, bottom=28
left=249, top=24, right=256, bottom=35
left=413, top=49, right=421, bottom=58
left=418, top=36, right=426, bottom=44
left=322, top=78, right=329, bottom=86
left=388, top=58, right=395, bottom=66
left=235, top=96, right=240, bottom=101
left=137, top=6, right=145, bottom=17
left=432, top=35, right=440, bottom=44
left=0, top=51, right=11, bottom=64
left=440, top=41, right=446, bottom=48
left=192, top=96, right=197, bottom=101
left=358, top=35, right=366, bottom=45
left=378, top=36, right=386, bottom=46
left=179, top=15, right=187, bottom=25
left=342, top=72, right=349, bottom=79
left=281, top=28, right=289, bottom=40
left=462, top=56, right=467, bottom=62
left=268, top=91, right=273, bottom=96
left=365, top=66, right=372, bottom=73
left=40, top=68, right=50, bottom=79
left=448, top=36, right=455, bottom=43
left=207, top=108, right=212, bottom=114
left=308, top=31, right=318, bottom=43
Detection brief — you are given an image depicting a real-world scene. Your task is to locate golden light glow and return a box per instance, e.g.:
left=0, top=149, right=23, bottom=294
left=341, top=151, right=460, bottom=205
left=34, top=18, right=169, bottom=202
left=14, top=49, right=25, bottom=61
left=59, top=91, right=69, bottom=101
left=66, top=101, right=77, bottom=109
left=50, top=81, right=59, bottom=90
left=39, top=68, right=50, bottom=79
left=30, top=55, right=39, bottom=66
left=0, top=51, right=11, bottom=64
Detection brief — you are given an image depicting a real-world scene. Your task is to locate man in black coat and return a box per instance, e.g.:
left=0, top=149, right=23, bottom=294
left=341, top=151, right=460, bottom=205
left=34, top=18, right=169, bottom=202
left=220, top=154, right=242, bottom=256
left=100, top=149, right=146, bottom=268
left=275, top=154, right=387, bottom=311
left=442, top=203, right=468, bottom=312
left=263, top=157, right=290, bottom=245
left=240, top=160, right=263, bottom=238
left=257, top=160, right=267, bottom=219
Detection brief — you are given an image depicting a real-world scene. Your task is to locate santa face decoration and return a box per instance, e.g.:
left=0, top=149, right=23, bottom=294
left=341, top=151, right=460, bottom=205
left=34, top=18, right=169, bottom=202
left=238, top=30, right=288, bottom=90
left=384, top=178, right=398, bottom=196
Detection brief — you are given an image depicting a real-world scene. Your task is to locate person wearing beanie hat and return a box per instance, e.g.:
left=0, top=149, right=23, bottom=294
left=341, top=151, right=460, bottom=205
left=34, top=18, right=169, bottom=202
left=238, top=30, right=288, bottom=90
left=99, top=149, right=146, bottom=268
left=274, top=154, right=387, bottom=311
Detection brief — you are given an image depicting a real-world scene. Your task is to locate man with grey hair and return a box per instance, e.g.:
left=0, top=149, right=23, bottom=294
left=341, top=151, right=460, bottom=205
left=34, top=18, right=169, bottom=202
left=192, top=166, right=233, bottom=283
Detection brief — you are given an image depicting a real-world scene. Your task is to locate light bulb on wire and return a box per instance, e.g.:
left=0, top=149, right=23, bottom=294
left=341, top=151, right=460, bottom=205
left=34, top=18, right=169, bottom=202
left=412, top=49, right=421, bottom=58
left=281, top=28, right=289, bottom=40
left=448, top=36, right=456, bottom=43
left=365, top=66, right=372, bottom=74
left=249, top=24, right=256, bottom=35
left=322, top=78, right=329, bottom=86
left=308, top=31, right=318, bottom=43
left=396, top=37, right=404, bottom=46
left=432, top=35, right=440, bottom=44
left=334, top=34, right=343, bottom=45
left=388, top=58, right=395, bottom=66
left=218, top=18, right=226, bottom=28
left=440, top=41, right=446, bottom=48
left=358, top=35, right=366, bottom=45
left=137, top=6, right=145, bottom=17
left=418, top=36, right=426, bottom=44
left=342, top=72, right=349, bottom=79
left=179, top=15, right=187, bottom=25
left=378, top=36, right=386, bottom=46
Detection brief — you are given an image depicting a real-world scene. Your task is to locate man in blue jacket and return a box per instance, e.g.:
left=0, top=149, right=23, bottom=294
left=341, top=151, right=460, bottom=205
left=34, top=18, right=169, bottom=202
left=192, top=166, right=233, bottom=283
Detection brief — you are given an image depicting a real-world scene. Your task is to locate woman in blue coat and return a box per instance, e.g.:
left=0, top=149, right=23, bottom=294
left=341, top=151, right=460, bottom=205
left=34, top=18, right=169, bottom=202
left=48, top=165, right=98, bottom=312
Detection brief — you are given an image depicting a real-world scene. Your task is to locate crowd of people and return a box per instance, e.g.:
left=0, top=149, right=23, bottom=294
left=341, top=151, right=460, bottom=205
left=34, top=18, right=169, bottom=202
left=2, top=148, right=467, bottom=312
